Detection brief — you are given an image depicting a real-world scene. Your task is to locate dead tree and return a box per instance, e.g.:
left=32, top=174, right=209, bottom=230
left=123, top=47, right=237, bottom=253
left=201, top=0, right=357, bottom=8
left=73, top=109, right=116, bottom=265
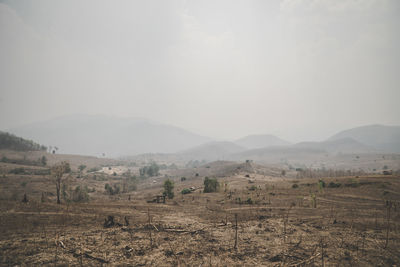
left=148, top=208, right=153, bottom=248
left=320, top=237, right=325, bottom=267
left=51, top=161, right=71, bottom=204
left=22, top=193, right=28, bottom=203
left=234, top=214, right=238, bottom=250
left=104, top=216, right=115, bottom=228
left=385, top=200, right=392, bottom=249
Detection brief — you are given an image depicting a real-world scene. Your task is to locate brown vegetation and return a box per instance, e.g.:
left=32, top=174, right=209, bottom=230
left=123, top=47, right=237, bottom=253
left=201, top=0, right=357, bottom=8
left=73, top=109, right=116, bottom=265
left=0, top=153, right=399, bottom=266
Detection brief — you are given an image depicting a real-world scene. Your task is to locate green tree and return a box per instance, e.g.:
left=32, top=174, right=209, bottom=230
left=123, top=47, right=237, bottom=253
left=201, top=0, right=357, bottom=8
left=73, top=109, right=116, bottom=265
left=204, top=177, right=219, bottom=193
left=163, top=179, right=174, bottom=199
left=78, top=165, right=87, bottom=172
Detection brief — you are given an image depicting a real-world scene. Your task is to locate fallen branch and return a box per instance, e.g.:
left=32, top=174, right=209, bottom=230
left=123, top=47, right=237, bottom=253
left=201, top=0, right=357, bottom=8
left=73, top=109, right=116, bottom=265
left=289, top=253, right=320, bottom=266
left=84, top=252, right=109, bottom=264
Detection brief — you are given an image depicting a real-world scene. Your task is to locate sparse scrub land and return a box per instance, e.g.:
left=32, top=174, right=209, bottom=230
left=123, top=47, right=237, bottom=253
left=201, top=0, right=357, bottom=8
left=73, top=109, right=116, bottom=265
left=0, top=155, right=399, bottom=266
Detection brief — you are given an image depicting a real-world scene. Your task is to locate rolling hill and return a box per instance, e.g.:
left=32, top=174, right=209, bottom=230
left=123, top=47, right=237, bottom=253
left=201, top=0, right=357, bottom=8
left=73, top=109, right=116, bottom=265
left=293, top=137, right=375, bottom=154
left=0, top=131, right=46, bottom=151
left=234, top=134, right=291, bottom=149
left=8, top=114, right=211, bottom=157
left=177, top=141, right=246, bottom=161
left=328, top=124, right=400, bottom=153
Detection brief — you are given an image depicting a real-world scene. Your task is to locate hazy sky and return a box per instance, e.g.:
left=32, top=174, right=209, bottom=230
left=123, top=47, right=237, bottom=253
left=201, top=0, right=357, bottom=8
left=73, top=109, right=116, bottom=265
left=1, top=0, right=399, bottom=142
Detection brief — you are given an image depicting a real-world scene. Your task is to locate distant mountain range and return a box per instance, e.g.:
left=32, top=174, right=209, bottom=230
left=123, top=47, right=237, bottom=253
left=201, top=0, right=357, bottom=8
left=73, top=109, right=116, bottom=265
left=5, top=114, right=400, bottom=159
left=234, top=134, right=291, bottom=149
left=328, top=124, right=400, bottom=153
left=177, top=141, right=246, bottom=161
left=8, top=114, right=211, bottom=157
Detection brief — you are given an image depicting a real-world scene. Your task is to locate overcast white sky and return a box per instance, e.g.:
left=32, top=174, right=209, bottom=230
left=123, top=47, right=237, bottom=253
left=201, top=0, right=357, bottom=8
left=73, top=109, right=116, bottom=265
left=1, top=0, right=399, bottom=142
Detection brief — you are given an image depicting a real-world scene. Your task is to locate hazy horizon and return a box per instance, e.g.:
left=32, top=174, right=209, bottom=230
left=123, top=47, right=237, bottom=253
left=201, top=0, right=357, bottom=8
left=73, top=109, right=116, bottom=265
left=1, top=0, right=399, bottom=143
left=3, top=112, right=400, bottom=144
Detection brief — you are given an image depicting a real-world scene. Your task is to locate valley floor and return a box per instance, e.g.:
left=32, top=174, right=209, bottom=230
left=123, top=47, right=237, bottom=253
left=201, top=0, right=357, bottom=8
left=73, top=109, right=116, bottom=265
left=1, top=173, right=400, bottom=266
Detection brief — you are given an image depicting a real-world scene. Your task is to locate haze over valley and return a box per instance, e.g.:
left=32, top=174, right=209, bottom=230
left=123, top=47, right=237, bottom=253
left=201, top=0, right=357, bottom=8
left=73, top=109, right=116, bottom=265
left=1, top=1, right=400, bottom=266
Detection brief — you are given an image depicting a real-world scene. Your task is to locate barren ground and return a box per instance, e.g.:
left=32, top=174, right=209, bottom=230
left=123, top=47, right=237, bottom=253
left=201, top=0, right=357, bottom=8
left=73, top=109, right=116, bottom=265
left=0, top=156, right=400, bottom=266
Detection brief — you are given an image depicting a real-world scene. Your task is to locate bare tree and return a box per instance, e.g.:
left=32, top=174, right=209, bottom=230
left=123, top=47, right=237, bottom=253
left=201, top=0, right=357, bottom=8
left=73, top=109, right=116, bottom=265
left=51, top=161, right=71, bottom=204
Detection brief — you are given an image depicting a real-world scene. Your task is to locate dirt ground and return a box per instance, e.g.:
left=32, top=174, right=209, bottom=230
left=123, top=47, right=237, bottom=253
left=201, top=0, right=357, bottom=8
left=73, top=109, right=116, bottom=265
left=0, top=160, right=400, bottom=266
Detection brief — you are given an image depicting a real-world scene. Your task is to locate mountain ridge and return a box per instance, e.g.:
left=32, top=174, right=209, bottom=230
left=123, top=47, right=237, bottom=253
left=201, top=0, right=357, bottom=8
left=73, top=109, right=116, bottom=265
left=8, top=114, right=212, bottom=157
left=6, top=115, right=400, bottom=157
left=234, top=134, right=291, bottom=149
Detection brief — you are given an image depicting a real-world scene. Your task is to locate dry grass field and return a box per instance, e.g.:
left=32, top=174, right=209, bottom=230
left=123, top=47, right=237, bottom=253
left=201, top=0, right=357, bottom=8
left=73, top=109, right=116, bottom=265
left=0, top=154, right=399, bottom=266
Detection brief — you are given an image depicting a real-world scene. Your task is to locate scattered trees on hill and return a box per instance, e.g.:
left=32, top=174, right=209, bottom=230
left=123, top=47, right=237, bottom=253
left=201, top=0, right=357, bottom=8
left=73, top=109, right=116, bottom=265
left=105, top=183, right=121, bottom=195
left=51, top=161, right=71, bottom=204
left=204, top=177, right=219, bottom=193
left=163, top=179, right=174, bottom=199
left=1, top=156, right=48, bottom=167
left=139, top=163, right=160, bottom=177
left=296, top=168, right=366, bottom=179
left=0, top=131, right=47, bottom=151
left=72, top=186, right=89, bottom=202
left=61, top=184, right=91, bottom=202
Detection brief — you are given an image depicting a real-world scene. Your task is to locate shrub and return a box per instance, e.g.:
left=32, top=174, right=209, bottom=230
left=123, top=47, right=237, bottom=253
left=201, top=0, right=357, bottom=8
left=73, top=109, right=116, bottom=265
left=246, top=198, right=254, bottom=204
left=33, top=169, right=51, bottom=175
left=249, top=185, right=257, bottom=191
left=318, top=179, right=326, bottom=191
left=9, top=168, right=26, bottom=174
left=87, top=167, right=100, bottom=173
left=328, top=182, right=341, bottom=188
left=181, top=188, right=191, bottom=194
left=204, top=177, right=219, bottom=193
left=41, top=156, right=47, bottom=166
